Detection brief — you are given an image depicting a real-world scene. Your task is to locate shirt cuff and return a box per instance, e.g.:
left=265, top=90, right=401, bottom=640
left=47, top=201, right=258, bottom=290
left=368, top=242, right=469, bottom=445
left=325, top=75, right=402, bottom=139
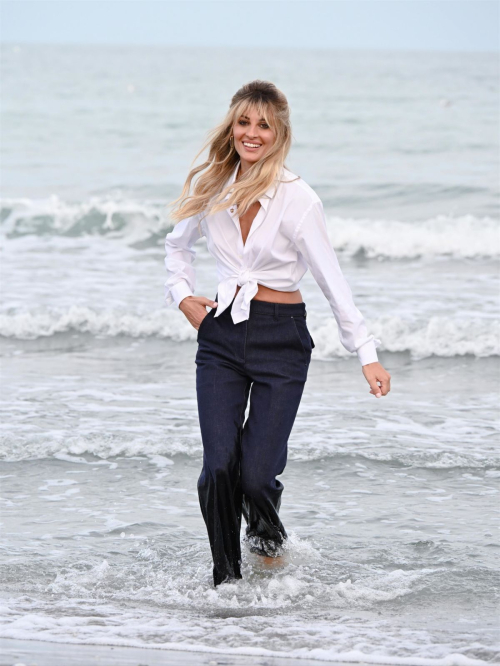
left=356, top=339, right=379, bottom=366
left=167, top=280, right=194, bottom=308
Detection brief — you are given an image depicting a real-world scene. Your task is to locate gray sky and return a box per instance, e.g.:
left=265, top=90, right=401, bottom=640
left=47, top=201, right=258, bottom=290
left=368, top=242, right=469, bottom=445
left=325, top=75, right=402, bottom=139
left=1, top=0, right=498, bottom=52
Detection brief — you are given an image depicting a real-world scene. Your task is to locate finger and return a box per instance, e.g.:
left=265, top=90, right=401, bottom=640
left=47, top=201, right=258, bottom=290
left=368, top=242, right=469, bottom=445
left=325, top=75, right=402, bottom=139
left=379, top=377, right=391, bottom=395
left=368, top=379, right=382, bottom=398
left=201, top=297, right=218, bottom=308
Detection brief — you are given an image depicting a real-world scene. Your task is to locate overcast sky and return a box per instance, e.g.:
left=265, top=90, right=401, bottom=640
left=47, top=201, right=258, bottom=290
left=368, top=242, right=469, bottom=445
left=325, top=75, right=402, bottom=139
left=1, top=0, right=498, bottom=52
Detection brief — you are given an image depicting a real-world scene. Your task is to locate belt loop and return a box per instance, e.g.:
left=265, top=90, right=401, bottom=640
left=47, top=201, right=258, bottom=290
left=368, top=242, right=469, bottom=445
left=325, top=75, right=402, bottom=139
left=274, top=303, right=279, bottom=321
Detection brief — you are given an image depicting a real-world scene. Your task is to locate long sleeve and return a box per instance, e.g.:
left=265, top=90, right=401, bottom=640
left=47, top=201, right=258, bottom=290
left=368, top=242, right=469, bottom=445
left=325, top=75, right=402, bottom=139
left=164, top=213, right=204, bottom=308
left=292, top=200, right=381, bottom=366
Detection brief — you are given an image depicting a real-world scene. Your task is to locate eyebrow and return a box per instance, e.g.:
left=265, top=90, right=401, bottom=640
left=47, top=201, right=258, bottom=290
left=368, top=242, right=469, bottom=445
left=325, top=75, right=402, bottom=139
left=241, top=115, right=267, bottom=121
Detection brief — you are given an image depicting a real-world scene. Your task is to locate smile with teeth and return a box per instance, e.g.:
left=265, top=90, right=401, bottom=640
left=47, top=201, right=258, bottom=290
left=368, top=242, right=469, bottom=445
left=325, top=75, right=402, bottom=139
left=243, top=142, right=261, bottom=148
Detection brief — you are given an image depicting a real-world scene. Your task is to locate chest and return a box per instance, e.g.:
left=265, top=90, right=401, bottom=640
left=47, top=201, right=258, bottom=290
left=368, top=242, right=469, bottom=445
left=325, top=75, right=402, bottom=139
left=238, top=202, right=261, bottom=246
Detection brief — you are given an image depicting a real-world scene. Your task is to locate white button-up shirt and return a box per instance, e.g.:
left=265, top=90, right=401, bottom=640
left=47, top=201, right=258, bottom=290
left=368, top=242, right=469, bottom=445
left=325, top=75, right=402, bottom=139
left=164, top=160, right=381, bottom=366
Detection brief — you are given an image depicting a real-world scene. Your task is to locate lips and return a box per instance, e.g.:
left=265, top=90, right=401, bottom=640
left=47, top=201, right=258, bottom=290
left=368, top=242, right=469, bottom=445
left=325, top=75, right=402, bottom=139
left=242, top=141, right=262, bottom=150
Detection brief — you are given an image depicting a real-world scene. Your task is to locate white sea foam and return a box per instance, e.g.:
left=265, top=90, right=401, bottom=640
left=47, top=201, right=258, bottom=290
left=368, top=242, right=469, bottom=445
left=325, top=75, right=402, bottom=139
left=1, top=307, right=498, bottom=359
left=0, top=530, right=493, bottom=661
left=310, top=315, right=499, bottom=360
left=1, top=432, right=497, bottom=468
left=0, top=597, right=493, bottom=665
left=325, top=213, right=500, bottom=260
left=2, top=195, right=498, bottom=259
left=1, top=195, right=167, bottom=247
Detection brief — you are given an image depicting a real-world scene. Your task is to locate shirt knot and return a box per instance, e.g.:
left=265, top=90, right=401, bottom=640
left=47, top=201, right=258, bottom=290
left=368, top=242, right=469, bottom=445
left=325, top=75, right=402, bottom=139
left=237, top=269, right=250, bottom=286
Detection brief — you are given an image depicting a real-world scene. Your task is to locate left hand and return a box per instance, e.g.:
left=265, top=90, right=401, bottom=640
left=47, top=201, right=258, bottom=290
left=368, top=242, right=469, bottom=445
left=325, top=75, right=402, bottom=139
left=362, top=361, right=391, bottom=398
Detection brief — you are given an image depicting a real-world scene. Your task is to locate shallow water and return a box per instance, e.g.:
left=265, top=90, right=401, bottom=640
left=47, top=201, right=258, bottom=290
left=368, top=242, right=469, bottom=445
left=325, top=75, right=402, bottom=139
left=1, top=341, right=499, bottom=663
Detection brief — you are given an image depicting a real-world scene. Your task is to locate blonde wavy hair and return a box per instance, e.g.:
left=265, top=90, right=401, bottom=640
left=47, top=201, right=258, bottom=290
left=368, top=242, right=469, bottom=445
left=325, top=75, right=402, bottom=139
left=167, top=80, right=296, bottom=229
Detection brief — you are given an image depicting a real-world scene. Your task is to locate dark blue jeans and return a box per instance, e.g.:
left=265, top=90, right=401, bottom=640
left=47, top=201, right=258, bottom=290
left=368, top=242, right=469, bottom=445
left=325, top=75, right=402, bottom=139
left=195, top=293, right=315, bottom=587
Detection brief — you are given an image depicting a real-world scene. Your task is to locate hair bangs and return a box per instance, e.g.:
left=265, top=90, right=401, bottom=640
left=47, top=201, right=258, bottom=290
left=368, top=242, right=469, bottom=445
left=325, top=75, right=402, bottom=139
left=236, top=98, right=275, bottom=130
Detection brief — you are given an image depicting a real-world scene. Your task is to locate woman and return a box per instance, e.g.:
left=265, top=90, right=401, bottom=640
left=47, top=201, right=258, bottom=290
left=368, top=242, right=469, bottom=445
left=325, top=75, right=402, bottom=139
left=164, top=80, right=391, bottom=588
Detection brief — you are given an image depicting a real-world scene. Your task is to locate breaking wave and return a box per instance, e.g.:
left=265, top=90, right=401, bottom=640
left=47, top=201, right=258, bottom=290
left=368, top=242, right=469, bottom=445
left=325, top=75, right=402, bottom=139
left=2, top=195, right=498, bottom=259
left=0, top=307, right=498, bottom=360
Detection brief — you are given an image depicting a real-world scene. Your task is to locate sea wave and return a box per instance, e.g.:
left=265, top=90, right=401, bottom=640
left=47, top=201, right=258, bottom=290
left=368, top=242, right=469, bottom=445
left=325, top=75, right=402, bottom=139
left=1, top=195, right=498, bottom=259
left=1, top=432, right=498, bottom=468
left=0, top=307, right=498, bottom=359
left=327, top=213, right=500, bottom=260
left=1, top=195, right=166, bottom=248
left=1, top=599, right=494, bottom=666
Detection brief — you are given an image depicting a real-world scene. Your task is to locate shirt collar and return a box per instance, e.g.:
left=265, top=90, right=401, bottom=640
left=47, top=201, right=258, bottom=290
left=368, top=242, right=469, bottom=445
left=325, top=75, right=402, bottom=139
left=222, top=160, right=280, bottom=213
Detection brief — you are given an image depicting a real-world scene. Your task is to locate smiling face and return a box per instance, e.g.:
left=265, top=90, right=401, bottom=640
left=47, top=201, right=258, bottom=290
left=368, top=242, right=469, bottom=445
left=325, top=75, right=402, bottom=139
left=232, top=106, right=276, bottom=173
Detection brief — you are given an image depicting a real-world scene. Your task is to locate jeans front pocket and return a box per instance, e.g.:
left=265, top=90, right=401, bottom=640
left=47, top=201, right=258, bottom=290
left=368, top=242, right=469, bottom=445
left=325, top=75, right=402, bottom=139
left=290, top=315, right=313, bottom=363
left=304, top=312, right=315, bottom=349
left=197, top=309, right=212, bottom=342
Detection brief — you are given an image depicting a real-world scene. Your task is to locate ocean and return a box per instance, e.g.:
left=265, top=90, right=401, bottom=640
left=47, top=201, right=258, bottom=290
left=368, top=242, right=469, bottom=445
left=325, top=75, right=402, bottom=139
left=0, top=43, right=499, bottom=665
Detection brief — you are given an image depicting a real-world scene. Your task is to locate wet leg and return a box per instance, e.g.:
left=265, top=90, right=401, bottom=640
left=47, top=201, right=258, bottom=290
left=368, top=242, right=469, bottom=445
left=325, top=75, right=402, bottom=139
left=196, top=357, right=251, bottom=586
left=240, top=374, right=306, bottom=557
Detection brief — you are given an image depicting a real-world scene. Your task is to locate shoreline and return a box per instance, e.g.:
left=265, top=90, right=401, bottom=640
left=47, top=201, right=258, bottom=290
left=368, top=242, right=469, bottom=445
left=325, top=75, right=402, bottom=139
left=0, top=637, right=377, bottom=666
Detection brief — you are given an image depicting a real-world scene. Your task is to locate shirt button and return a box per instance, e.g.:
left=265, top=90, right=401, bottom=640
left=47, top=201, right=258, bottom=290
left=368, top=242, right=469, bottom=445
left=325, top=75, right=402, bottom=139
left=230, top=208, right=234, bottom=213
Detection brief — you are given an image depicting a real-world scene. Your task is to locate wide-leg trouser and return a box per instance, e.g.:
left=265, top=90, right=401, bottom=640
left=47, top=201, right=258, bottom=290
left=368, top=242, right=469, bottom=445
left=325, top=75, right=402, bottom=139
left=195, top=293, right=315, bottom=587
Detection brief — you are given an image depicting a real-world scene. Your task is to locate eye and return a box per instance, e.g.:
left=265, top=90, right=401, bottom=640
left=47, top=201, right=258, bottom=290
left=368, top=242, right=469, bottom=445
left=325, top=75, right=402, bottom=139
left=238, top=120, right=270, bottom=129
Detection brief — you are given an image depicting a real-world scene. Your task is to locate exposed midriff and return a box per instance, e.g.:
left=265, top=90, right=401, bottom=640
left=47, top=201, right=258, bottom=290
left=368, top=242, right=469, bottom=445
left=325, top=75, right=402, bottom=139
left=234, top=283, right=303, bottom=304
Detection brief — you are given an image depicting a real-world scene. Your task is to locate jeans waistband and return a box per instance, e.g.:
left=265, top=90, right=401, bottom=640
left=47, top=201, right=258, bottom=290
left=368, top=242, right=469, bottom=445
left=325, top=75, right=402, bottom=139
left=215, top=293, right=307, bottom=318
left=249, top=299, right=306, bottom=317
